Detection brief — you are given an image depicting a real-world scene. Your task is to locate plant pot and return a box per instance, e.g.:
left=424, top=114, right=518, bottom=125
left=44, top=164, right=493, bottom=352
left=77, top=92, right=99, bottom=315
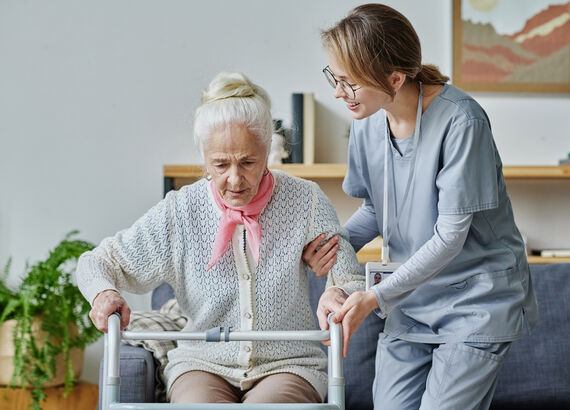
left=0, top=318, right=84, bottom=387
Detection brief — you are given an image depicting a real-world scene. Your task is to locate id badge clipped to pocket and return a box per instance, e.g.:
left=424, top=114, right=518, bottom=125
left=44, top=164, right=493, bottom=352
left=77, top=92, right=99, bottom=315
left=365, top=262, right=401, bottom=291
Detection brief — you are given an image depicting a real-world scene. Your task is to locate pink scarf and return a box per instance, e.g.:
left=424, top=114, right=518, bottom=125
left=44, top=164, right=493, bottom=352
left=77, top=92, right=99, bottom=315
left=207, top=171, right=274, bottom=270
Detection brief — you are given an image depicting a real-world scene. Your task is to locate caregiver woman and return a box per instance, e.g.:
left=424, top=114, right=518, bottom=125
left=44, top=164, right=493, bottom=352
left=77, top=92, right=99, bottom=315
left=76, top=72, right=363, bottom=404
left=304, top=4, right=539, bottom=410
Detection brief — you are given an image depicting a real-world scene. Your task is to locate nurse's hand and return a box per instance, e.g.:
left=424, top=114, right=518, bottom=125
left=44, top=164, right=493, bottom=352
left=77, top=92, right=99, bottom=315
left=302, top=233, right=340, bottom=277
left=90, top=289, right=131, bottom=333
left=331, top=290, right=378, bottom=358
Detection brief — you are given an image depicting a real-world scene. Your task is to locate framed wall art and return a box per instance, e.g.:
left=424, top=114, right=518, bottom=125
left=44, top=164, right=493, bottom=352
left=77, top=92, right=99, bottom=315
left=452, top=0, right=570, bottom=93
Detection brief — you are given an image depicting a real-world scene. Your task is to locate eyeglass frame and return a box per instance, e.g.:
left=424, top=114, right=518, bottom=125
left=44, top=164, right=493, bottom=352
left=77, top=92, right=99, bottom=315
left=322, top=66, right=361, bottom=99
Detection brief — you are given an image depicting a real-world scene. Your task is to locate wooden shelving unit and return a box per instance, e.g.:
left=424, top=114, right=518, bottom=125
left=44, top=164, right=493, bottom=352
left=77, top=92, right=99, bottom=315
left=527, top=255, right=570, bottom=264
left=164, top=163, right=348, bottom=181
left=164, top=164, right=570, bottom=264
left=502, top=165, right=570, bottom=179
left=164, top=164, right=570, bottom=181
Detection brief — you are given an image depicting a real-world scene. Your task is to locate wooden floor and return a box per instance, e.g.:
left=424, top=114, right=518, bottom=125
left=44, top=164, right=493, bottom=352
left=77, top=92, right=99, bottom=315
left=0, top=382, right=98, bottom=410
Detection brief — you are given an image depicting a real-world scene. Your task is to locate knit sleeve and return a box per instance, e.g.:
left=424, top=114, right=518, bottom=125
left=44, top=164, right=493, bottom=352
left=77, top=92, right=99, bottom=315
left=308, top=183, right=365, bottom=295
left=76, top=191, right=178, bottom=305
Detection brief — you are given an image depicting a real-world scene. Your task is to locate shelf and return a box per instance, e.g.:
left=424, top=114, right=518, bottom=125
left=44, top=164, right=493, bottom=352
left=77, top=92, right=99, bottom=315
left=503, top=165, right=570, bottom=179
left=163, top=164, right=347, bottom=180
left=356, top=237, right=383, bottom=264
left=164, top=164, right=570, bottom=180
left=358, top=247, right=570, bottom=265
left=527, top=255, right=570, bottom=264
left=356, top=237, right=569, bottom=264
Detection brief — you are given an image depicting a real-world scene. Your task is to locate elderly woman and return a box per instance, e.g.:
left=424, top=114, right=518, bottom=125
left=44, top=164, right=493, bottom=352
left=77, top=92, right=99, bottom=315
left=76, top=72, right=363, bottom=404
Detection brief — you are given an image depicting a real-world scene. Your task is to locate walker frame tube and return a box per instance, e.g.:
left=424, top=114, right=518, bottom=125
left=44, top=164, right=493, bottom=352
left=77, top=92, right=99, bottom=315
left=102, top=313, right=344, bottom=410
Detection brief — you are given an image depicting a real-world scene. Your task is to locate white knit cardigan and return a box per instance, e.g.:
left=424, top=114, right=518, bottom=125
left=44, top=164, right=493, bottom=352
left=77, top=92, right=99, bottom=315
left=76, top=170, right=363, bottom=399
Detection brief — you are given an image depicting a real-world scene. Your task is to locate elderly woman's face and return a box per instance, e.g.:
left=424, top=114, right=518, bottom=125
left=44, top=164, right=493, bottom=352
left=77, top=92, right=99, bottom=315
left=204, top=124, right=269, bottom=207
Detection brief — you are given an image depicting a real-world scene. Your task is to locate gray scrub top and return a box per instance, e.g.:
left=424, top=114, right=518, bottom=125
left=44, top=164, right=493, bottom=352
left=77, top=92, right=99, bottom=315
left=343, top=84, right=538, bottom=343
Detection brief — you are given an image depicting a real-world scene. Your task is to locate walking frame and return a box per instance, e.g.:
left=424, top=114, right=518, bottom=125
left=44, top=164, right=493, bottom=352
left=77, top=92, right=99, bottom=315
left=102, top=313, right=345, bottom=410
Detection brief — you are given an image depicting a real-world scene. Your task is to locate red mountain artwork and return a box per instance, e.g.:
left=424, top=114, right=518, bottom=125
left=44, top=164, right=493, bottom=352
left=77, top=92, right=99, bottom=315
left=461, top=2, right=570, bottom=83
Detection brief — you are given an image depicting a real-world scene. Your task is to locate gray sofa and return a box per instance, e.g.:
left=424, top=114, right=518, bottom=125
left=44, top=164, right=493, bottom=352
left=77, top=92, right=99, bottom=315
left=99, top=263, right=570, bottom=409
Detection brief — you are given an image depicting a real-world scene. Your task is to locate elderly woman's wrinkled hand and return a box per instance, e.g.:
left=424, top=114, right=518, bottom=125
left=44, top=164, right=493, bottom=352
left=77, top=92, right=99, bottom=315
left=330, top=290, right=378, bottom=358
left=90, top=289, right=131, bottom=333
left=302, top=234, right=340, bottom=277
left=316, top=286, right=349, bottom=338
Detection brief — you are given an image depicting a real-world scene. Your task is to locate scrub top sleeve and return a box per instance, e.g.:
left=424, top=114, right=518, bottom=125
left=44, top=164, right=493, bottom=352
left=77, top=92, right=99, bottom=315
left=308, top=183, right=364, bottom=295
left=342, top=124, right=368, bottom=198
left=436, top=118, right=499, bottom=215
left=344, top=198, right=380, bottom=253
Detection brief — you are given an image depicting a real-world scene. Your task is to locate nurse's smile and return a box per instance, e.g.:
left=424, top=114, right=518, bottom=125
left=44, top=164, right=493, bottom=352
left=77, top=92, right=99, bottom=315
left=347, top=101, right=360, bottom=111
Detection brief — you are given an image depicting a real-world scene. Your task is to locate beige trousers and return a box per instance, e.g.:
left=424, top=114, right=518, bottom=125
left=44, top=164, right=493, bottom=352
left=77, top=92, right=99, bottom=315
left=168, top=371, right=321, bottom=404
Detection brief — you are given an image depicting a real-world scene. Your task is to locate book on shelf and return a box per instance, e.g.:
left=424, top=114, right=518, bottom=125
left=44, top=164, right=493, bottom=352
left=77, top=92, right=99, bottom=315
left=288, top=92, right=315, bottom=164
left=289, top=93, right=304, bottom=163
left=530, top=249, right=570, bottom=258
left=302, top=92, right=315, bottom=165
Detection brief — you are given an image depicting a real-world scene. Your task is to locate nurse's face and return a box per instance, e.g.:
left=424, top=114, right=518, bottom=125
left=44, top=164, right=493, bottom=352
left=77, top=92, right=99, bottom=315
left=327, top=53, right=390, bottom=120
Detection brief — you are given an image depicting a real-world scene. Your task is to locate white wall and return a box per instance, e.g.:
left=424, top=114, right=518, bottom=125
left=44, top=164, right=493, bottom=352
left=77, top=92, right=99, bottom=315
left=1, top=0, right=568, bottom=384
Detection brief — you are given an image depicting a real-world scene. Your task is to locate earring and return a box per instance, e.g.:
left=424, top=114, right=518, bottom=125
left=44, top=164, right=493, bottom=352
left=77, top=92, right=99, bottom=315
left=263, top=168, right=270, bottom=176
left=206, top=174, right=212, bottom=181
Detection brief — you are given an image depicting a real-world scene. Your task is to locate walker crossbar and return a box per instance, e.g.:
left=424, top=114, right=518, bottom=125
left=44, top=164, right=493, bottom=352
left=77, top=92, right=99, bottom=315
left=102, top=313, right=345, bottom=410
left=121, top=329, right=331, bottom=342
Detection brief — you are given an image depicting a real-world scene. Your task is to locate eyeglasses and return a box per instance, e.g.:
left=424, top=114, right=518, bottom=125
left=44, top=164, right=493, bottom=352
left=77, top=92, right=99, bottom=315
left=322, top=66, right=361, bottom=99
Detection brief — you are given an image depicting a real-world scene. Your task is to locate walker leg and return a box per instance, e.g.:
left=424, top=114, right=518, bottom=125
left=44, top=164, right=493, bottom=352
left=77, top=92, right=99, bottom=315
left=103, top=313, right=122, bottom=410
left=327, top=314, right=345, bottom=410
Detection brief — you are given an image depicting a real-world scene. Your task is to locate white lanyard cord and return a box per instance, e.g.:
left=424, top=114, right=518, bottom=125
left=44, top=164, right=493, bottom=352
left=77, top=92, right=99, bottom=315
left=381, top=82, right=423, bottom=264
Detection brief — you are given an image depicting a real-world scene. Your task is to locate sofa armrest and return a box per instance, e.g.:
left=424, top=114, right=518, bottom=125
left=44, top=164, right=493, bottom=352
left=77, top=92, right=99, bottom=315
left=99, top=343, right=156, bottom=408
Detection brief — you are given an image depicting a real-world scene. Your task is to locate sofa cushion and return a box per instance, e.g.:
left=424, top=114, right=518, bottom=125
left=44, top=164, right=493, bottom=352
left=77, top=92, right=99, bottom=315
left=123, top=299, right=187, bottom=402
left=491, top=263, right=570, bottom=409
left=99, top=344, right=155, bottom=408
left=309, top=270, right=383, bottom=410
left=152, top=282, right=175, bottom=310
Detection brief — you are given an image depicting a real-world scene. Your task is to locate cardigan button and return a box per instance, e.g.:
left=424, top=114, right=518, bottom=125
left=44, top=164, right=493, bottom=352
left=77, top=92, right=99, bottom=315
left=244, top=346, right=251, bottom=352
left=245, top=312, right=252, bottom=319
left=242, top=274, right=250, bottom=280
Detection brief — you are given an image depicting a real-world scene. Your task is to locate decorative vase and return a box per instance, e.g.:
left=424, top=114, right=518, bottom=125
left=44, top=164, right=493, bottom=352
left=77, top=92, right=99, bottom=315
left=0, top=318, right=84, bottom=387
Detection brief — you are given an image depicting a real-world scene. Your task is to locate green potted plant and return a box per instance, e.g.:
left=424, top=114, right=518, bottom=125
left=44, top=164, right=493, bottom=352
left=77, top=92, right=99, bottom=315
left=0, top=231, right=100, bottom=410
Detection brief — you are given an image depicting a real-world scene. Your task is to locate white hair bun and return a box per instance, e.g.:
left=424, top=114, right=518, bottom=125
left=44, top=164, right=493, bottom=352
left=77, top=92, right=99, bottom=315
left=202, top=72, right=269, bottom=108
